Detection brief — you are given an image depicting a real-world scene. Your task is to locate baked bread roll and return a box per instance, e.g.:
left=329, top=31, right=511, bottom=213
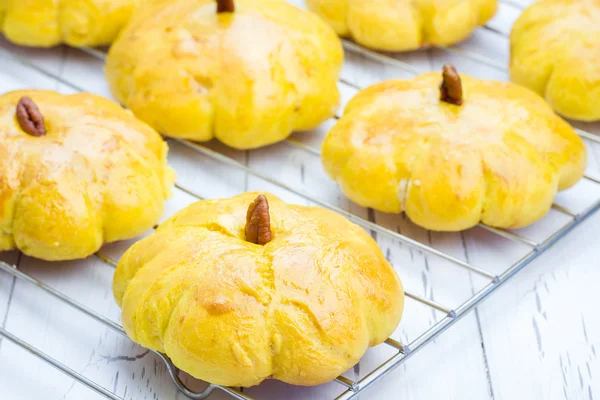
left=306, top=0, right=497, bottom=51
left=113, top=192, right=404, bottom=387
left=0, top=90, right=174, bottom=261
left=0, top=0, right=139, bottom=47
left=510, top=0, right=600, bottom=121
left=105, top=0, right=343, bottom=150
left=321, top=66, right=586, bottom=231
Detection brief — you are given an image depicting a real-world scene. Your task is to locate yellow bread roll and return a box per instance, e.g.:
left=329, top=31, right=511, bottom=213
left=0, top=90, right=175, bottom=261
left=306, top=0, right=497, bottom=51
left=0, top=0, right=139, bottom=47
left=105, top=0, right=343, bottom=150
left=321, top=66, right=586, bottom=231
left=510, top=0, right=600, bottom=121
left=113, top=192, right=404, bottom=387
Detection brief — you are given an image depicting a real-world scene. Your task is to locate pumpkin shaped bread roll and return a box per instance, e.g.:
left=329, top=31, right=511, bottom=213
left=0, top=90, right=175, bottom=261
left=306, top=0, right=497, bottom=52
left=510, top=0, right=600, bottom=121
left=105, top=0, right=343, bottom=150
left=0, top=0, right=139, bottom=47
left=113, top=192, right=404, bottom=387
left=321, top=66, right=586, bottom=231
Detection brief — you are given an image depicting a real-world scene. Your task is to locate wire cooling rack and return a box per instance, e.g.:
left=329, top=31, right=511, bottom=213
left=1, top=1, right=600, bottom=399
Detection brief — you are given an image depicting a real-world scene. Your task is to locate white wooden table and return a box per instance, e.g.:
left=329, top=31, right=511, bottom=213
left=1, top=1, right=599, bottom=399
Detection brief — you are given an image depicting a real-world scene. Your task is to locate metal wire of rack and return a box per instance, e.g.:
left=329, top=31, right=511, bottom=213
left=1, top=1, right=599, bottom=399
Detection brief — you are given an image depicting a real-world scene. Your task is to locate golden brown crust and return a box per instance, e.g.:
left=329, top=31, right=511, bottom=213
left=0, top=0, right=139, bottom=47
left=105, top=0, right=343, bottom=149
left=510, top=0, right=600, bottom=121
left=0, top=90, right=175, bottom=260
left=321, top=73, right=586, bottom=231
left=306, top=0, right=498, bottom=51
left=113, top=192, right=404, bottom=387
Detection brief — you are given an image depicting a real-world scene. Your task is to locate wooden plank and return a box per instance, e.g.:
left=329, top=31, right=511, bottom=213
left=241, top=22, right=493, bottom=398
left=468, top=0, right=600, bottom=397
left=0, top=0, right=598, bottom=398
left=0, top=42, right=231, bottom=400
left=0, top=251, right=19, bottom=339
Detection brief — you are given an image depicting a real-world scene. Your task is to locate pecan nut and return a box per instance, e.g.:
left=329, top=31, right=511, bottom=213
left=217, top=0, right=235, bottom=13
left=440, top=64, right=463, bottom=106
left=16, top=97, right=46, bottom=137
left=245, top=194, right=272, bottom=245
